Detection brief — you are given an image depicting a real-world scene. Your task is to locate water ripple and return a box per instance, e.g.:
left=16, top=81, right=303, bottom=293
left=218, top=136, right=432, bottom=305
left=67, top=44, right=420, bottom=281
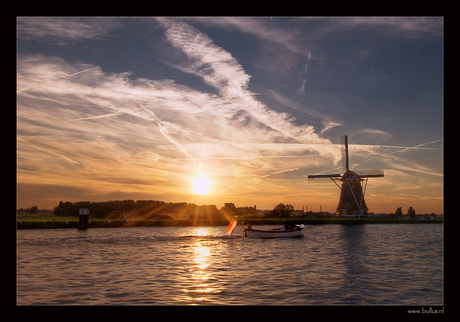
left=17, top=225, right=443, bottom=305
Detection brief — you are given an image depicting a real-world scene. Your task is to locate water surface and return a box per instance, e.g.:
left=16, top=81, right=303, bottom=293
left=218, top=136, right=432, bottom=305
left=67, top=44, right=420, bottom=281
left=17, top=224, right=443, bottom=305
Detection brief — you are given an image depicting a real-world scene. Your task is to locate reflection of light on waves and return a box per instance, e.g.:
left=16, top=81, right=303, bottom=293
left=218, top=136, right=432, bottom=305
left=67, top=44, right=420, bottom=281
left=192, top=228, right=208, bottom=237
left=182, top=232, right=221, bottom=302
left=194, top=243, right=211, bottom=269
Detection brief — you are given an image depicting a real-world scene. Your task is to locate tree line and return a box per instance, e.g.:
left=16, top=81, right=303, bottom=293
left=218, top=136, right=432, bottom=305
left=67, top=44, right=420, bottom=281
left=53, top=200, right=225, bottom=220
left=263, top=204, right=433, bottom=219
left=22, top=200, right=436, bottom=220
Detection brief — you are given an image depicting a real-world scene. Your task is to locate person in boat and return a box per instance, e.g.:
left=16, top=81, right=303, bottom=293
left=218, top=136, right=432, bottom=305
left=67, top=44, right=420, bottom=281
left=284, top=224, right=298, bottom=230
left=247, top=222, right=252, bottom=229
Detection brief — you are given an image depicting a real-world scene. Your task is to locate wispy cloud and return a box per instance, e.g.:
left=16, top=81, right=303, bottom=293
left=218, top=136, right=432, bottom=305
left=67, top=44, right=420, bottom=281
left=157, top=19, right=330, bottom=145
left=356, top=128, right=393, bottom=141
left=159, top=18, right=251, bottom=96
left=346, top=17, right=443, bottom=38
left=17, top=45, right=336, bottom=204
left=17, top=17, right=122, bottom=45
left=188, top=17, right=307, bottom=55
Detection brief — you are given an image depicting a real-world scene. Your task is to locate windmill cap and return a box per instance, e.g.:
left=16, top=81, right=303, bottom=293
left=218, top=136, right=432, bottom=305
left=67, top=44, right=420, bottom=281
left=342, top=170, right=359, bottom=179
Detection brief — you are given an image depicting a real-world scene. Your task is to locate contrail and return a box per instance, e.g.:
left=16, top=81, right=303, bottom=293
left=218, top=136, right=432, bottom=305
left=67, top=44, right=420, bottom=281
left=390, top=139, right=443, bottom=153
left=65, top=66, right=99, bottom=79
left=283, top=56, right=290, bottom=70
left=353, top=139, right=443, bottom=168
left=141, top=107, right=196, bottom=162
left=68, top=111, right=122, bottom=121
left=17, top=66, right=99, bottom=93
left=170, top=140, right=443, bottom=162
left=172, top=155, right=309, bottom=161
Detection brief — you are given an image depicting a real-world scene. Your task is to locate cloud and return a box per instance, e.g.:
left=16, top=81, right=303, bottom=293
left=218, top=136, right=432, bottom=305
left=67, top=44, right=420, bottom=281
left=157, top=19, right=330, bottom=145
left=187, top=17, right=307, bottom=55
left=347, top=17, right=443, bottom=38
left=17, top=17, right=122, bottom=44
left=356, top=128, right=393, bottom=141
left=17, top=43, right=336, bottom=203
left=188, top=17, right=442, bottom=68
left=159, top=18, right=251, bottom=96
left=187, top=17, right=314, bottom=100
left=266, top=90, right=334, bottom=123
left=321, top=121, right=343, bottom=134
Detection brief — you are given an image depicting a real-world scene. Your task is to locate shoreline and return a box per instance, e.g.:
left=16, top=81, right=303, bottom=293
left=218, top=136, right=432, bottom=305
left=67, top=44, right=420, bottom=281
left=17, top=218, right=443, bottom=229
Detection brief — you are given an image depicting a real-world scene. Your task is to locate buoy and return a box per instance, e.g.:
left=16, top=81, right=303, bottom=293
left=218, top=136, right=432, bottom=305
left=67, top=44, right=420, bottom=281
left=78, top=208, right=90, bottom=230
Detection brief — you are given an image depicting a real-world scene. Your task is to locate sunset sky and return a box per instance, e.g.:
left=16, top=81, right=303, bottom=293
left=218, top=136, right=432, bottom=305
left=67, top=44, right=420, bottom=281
left=17, top=17, right=443, bottom=214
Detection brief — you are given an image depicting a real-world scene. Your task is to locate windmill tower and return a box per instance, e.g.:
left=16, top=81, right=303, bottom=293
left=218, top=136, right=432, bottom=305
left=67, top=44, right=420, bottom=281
left=308, top=135, right=384, bottom=217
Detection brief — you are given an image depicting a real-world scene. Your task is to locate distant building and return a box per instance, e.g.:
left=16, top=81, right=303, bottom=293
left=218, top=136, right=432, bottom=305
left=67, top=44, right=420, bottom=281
left=222, top=203, right=257, bottom=216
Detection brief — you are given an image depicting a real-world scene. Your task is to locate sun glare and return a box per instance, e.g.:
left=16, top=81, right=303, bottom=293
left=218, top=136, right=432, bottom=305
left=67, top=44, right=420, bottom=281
left=193, top=172, right=211, bottom=194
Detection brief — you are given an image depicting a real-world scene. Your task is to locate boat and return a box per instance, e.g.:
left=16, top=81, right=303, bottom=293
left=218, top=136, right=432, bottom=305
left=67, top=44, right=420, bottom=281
left=243, top=224, right=305, bottom=239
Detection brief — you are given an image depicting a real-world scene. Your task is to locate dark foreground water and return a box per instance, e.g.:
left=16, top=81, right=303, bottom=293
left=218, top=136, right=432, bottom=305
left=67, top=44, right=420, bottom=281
left=17, top=224, right=443, bottom=305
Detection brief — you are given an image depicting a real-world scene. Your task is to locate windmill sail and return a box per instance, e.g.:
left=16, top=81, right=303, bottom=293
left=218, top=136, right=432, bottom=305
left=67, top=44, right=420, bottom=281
left=341, top=135, right=349, bottom=171
left=308, top=173, right=341, bottom=179
left=356, top=169, right=385, bottom=178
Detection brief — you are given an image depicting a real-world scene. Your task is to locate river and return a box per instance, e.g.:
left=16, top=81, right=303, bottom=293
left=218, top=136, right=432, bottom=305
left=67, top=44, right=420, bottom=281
left=17, top=224, right=443, bottom=305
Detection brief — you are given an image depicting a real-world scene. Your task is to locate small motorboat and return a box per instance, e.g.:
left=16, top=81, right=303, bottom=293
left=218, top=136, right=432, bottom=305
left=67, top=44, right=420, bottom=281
left=243, top=223, right=305, bottom=239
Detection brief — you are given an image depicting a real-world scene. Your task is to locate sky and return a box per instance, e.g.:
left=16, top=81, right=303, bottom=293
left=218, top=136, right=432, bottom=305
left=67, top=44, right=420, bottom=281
left=17, top=17, right=443, bottom=214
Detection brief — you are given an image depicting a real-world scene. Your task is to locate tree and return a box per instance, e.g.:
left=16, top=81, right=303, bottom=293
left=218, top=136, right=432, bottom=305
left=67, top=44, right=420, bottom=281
left=395, top=207, right=403, bottom=217
left=92, top=208, right=107, bottom=219
left=30, top=206, right=38, bottom=214
left=407, top=206, right=416, bottom=219
left=221, top=203, right=237, bottom=216
left=266, top=203, right=295, bottom=218
left=223, top=203, right=237, bottom=212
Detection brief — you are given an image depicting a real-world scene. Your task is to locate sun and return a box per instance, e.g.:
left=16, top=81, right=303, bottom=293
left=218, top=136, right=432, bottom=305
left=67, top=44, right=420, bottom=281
left=193, top=172, right=211, bottom=194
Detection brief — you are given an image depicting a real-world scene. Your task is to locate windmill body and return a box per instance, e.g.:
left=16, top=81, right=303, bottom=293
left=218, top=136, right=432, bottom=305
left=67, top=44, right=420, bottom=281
left=337, top=170, right=368, bottom=216
left=308, top=136, right=384, bottom=216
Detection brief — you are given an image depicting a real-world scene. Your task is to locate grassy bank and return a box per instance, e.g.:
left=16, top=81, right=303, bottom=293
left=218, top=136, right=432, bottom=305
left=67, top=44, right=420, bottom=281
left=17, top=215, right=443, bottom=229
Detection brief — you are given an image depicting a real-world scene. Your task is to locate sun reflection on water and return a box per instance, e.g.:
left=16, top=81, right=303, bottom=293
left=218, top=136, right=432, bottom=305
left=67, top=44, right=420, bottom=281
left=181, top=229, right=222, bottom=303
left=194, top=243, right=211, bottom=269
left=194, top=228, right=209, bottom=237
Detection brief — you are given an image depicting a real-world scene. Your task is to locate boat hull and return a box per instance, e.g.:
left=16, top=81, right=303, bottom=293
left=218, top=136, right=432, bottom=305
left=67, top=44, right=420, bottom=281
left=244, top=225, right=305, bottom=239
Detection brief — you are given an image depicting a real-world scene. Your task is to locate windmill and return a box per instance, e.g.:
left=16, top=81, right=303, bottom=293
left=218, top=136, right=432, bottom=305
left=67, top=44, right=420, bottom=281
left=308, top=135, right=384, bottom=217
